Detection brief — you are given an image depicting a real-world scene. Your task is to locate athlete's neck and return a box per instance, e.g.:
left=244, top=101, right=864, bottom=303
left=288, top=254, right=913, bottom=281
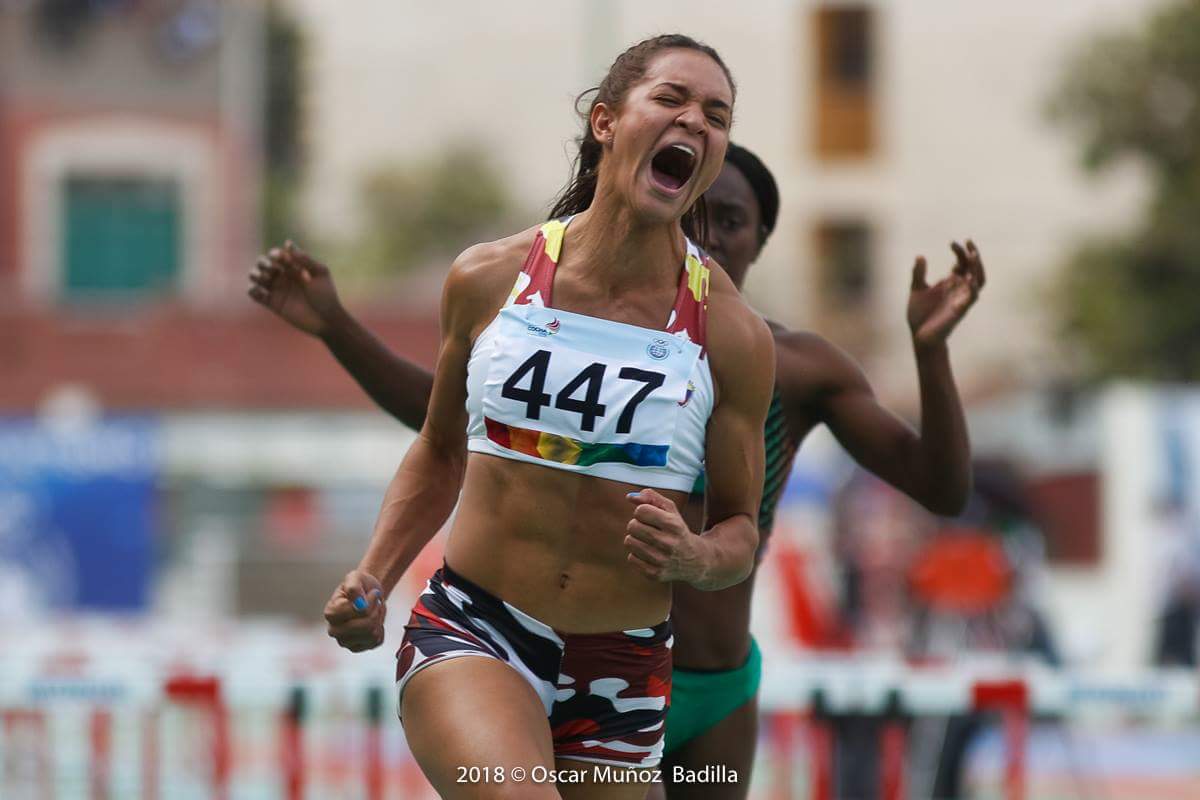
left=563, top=191, right=686, bottom=293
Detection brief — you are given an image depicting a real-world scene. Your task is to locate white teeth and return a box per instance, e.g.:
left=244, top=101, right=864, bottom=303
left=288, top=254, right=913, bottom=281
left=671, top=144, right=696, bottom=159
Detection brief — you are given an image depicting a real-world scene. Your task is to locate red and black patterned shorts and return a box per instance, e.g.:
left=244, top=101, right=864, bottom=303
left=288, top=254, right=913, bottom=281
left=396, top=563, right=672, bottom=768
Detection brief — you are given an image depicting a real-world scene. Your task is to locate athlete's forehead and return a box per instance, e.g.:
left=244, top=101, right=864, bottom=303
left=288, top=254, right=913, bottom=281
left=638, top=49, right=734, bottom=110
left=708, top=165, right=758, bottom=213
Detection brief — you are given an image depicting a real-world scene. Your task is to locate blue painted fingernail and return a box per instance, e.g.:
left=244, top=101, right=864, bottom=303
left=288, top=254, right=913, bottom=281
left=627, top=492, right=639, bottom=499
left=353, top=596, right=367, bottom=612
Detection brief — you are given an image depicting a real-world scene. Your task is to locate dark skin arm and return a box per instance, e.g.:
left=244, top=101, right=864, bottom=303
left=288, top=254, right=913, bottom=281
left=248, top=242, right=433, bottom=430
left=778, top=241, right=985, bottom=516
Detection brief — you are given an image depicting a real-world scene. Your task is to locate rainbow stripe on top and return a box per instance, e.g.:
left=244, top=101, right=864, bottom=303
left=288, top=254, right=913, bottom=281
left=484, top=417, right=668, bottom=468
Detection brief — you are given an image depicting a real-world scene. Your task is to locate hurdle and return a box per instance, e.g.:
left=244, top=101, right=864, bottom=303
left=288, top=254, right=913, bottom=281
left=3, top=643, right=1198, bottom=797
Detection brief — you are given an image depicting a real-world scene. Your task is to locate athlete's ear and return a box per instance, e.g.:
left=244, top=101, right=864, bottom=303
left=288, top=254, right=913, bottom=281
left=591, top=101, right=617, bottom=148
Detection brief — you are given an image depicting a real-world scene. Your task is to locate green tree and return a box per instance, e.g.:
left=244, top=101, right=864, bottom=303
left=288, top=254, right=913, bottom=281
left=262, top=1, right=305, bottom=247
left=1048, top=0, right=1200, bottom=380
left=343, top=143, right=513, bottom=279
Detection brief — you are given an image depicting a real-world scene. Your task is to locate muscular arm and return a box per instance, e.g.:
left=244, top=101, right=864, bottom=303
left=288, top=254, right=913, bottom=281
left=693, top=291, right=776, bottom=589
left=355, top=275, right=467, bottom=593
left=321, top=251, right=478, bottom=651
left=778, top=331, right=971, bottom=516
left=321, top=234, right=533, bottom=651
left=353, top=245, right=501, bottom=593
left=623, top=280, right=774, bottom=592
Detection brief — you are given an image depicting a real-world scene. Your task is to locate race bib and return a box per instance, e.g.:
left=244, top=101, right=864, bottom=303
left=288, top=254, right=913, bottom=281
left=481, top=305, right=700, bottom=468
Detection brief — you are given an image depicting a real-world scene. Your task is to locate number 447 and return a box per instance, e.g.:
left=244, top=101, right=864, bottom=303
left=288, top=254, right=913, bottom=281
left=501, top=349, right=665, bottom=434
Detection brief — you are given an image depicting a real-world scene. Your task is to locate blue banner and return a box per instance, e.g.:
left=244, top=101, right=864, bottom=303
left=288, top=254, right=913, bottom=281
left=0, top=417, right=159, bottom=612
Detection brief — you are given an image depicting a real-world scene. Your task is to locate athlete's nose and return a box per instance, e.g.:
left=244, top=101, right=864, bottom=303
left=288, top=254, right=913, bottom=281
left=675, top=105, right=706, bottom=137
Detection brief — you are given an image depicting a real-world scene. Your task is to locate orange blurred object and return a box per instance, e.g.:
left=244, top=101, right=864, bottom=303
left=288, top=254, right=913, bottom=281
left=909, top=529, right=1012, bottom=614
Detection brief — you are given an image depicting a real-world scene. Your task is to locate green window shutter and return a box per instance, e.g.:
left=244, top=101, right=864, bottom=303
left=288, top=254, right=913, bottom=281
left=62, top=176, right=182, bottom=298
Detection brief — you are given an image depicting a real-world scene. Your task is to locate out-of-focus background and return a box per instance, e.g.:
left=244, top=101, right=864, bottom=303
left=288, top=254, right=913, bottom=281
left=2, top=0, right=1200, bottom=797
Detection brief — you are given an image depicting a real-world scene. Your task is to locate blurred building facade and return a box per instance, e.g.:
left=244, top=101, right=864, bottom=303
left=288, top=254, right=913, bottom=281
left=0, top=1, right=439, bottom=411
left=0, top=0, right=260, bottom=307
left=0, top=2, right=435, bottom=622
left=285, top=0, right=1162, bottom=404
left=3, top=7, right=1200, bottom=795
left=278, top=1, right=1177, bottom=668
left=0, top=0, right=1189, bottom=671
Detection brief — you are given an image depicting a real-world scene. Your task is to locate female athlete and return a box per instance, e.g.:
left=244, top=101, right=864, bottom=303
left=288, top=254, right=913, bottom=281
left=252, top=103, right=981, bottom=800
left=264, top=34, right=775, bottom=799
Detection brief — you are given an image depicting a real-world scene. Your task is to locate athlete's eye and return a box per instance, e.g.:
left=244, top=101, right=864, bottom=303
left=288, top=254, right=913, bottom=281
left=707, top=114, right=729, bottom=129
left=655, top=94, right=682, bottom=106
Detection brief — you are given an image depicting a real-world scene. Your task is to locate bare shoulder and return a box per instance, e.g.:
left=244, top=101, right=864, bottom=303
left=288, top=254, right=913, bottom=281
left=707, top=265, right=771, bottom=353
left=441, top=225, right=540, bottom=336
left=705, top=262, right=774, bottom=397
left=445, top=225, right=538, bottom=301
left=770, top=325, right=848, bottom=368
left=769, top=324, right=870, bottom=400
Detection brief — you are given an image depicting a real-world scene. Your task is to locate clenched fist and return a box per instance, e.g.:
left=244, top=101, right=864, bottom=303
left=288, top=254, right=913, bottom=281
left=324, top=570, right=387, bottom=652
left=624, top=488, right=711, bottom=585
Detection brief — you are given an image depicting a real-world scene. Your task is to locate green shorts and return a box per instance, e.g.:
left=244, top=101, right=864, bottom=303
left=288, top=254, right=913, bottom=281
left=664, top=637, right=763, bottom=754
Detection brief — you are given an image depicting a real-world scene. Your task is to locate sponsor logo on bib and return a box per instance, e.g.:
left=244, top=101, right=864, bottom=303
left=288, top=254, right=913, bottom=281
left=526, top=317, right=561, bottom=338
left=647, top=339, right=672, bottom=361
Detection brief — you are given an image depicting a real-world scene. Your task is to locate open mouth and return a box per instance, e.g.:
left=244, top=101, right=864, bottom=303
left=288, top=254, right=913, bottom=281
left=649, top=143, right=697, bottom=193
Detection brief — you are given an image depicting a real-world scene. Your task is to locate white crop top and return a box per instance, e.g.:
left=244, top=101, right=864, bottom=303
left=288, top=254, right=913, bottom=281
left=464, top=218, right=716, bottom=491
